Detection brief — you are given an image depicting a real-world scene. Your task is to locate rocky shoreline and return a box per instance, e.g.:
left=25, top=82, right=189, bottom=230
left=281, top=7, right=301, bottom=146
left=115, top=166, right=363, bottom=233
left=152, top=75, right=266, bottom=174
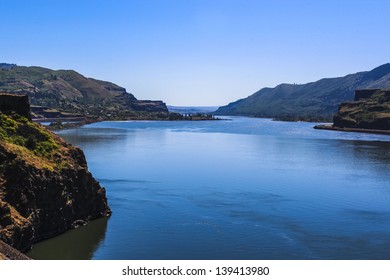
left=313, top=89, right=390, bottom=135
left=314, top=124, right=390, bottom=135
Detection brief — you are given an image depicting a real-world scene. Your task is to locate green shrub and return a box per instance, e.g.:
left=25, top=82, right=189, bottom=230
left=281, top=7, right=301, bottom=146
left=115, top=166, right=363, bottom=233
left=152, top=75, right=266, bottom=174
left=34, top=140, right=59, bottom=157
left=11, top=114, right=29, bottom=124
left=1, top=113, right=60, bottom=158
left=0, top=114, right=18, bottom=133
left=0, top=127, right=7, bottom=140
left=10, top=135, right=26, bottom=146
left=25, top=135, right=37, bottom=150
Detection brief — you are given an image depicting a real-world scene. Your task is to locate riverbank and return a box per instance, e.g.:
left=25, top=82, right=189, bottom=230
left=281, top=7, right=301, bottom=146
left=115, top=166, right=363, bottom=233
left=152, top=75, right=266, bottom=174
left=41, top=113, right=222, bottom=131
left=314, top=124, right=390, bottom=135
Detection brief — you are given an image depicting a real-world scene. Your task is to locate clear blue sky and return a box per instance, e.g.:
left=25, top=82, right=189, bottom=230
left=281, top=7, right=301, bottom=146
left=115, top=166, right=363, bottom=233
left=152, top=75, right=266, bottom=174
left=1, top=0, right=389, bottom=106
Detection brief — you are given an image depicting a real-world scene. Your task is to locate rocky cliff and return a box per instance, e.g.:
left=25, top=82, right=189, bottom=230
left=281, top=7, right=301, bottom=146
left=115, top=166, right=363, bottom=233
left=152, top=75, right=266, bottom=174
left=0, top=94, right=111, bottom=252
left=333, top=89, right=390, bottom=130
left=0, top=93, right=31, bottom=120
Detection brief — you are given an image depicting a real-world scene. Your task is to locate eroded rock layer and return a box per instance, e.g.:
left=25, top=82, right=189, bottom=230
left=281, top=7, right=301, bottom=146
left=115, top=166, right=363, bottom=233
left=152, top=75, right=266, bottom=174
left=333, top=89, right=390, bottom=130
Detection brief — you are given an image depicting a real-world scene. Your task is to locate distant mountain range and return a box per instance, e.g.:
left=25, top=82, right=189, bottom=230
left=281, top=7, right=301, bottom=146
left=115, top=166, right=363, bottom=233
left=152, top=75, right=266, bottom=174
left=0, top=63, right=168, bottom=120
left=215, top=63, right=390, bottom=121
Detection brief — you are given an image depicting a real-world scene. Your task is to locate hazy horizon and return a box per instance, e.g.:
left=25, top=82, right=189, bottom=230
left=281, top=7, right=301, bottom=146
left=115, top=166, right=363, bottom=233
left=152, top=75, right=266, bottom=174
left=2, top=0, right=390, bottom=106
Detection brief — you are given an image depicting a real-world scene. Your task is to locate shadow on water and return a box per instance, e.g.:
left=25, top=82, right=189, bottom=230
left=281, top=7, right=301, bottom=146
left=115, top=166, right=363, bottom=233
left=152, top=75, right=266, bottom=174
left=349, top=140, right=390, bottom=162
left=57, top=128, right=128, bottom=145
left=341, top=139, right=390, bottom=180
left=26, top=217, right=109, bottom=260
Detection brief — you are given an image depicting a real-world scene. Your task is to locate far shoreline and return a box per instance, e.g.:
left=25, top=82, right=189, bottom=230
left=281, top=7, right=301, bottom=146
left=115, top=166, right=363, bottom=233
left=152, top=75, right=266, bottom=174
left=36, top=114, right=224, bottom=131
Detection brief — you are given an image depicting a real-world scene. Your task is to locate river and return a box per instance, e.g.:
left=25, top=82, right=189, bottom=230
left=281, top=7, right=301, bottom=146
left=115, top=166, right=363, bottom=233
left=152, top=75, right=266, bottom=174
left=27, top=117, right=390, bottom=259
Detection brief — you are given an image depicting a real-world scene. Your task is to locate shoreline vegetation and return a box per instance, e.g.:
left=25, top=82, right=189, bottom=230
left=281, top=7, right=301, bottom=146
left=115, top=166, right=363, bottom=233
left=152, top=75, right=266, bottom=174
left=272, top=115, right=333, bottom=123
left=41, top=112, right=221, bottom=130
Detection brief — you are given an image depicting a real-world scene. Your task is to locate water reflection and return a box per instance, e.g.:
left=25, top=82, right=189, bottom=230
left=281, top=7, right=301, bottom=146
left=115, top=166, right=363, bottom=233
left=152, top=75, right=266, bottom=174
left=349, top=140, right=390, bottom=163
left=339, top=140, right=390, bottom=181
left=27, top=217, right=109, bottom=260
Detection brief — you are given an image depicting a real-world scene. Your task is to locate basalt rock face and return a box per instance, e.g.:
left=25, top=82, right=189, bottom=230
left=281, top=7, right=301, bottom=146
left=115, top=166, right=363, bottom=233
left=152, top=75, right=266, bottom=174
left=333, top=89, right=390, bottom=130
left=0, top=93, right=30, bottom=120
left=0, top=95, right=111, bottom=251
left=130, top=100, right=169, bottom=112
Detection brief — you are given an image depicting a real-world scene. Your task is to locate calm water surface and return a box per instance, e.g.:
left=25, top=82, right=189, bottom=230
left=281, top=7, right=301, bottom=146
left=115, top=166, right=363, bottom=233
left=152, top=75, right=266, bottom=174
left=27, top=117, right=390, bottom=259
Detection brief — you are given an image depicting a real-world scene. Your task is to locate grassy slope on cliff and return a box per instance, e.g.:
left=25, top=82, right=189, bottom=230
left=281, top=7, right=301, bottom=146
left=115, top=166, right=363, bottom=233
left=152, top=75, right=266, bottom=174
left=0, top=114, right=62, bottom=168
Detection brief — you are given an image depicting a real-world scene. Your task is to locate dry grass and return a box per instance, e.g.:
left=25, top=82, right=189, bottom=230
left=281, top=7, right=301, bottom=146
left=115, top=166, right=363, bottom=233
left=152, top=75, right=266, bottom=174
left=3, top=142, right=55, bottom=171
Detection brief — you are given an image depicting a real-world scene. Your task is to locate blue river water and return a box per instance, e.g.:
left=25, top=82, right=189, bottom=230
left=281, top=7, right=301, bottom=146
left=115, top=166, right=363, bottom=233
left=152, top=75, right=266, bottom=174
left=27, top=117, right=390, bottom=259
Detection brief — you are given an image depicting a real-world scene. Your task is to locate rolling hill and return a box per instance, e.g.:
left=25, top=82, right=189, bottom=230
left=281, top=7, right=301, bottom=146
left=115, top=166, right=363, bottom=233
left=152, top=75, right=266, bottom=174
left=0, top=63, right=168, bottom=120
left=215, top=63, right=390, bottom=121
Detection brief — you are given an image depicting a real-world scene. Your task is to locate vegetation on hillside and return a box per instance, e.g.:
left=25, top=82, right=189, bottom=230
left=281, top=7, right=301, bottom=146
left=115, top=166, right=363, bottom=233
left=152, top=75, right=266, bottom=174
left=215, top=63, right=390, bottom=120
left=0, top=112, right=70, bottom=171
left=0, top=65, right=168, bottom=121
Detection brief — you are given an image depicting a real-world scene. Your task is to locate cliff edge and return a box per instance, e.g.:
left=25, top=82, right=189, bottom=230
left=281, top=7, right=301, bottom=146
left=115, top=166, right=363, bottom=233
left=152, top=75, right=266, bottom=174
left=332, top=89, right=390, bottom=130
left=0, top=93, right=30, bottom=120
left=0, top=93, right=111, bottom=252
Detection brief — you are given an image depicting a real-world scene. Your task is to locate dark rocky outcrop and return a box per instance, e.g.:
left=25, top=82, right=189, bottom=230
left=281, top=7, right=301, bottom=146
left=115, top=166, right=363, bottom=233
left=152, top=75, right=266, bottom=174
left=130, top=100, right=169, bottom=112
left=0, top=93, right=30, bottom=120
left=354, top=89, right=381, bottom=101
left=0, top=94, right=111, bottom=252
left=332, top=89, right=390, bottom=130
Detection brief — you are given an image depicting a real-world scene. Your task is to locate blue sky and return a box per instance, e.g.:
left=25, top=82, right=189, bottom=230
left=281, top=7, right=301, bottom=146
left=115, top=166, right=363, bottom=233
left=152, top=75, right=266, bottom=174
left=1, top=0, right=389, bottom=106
